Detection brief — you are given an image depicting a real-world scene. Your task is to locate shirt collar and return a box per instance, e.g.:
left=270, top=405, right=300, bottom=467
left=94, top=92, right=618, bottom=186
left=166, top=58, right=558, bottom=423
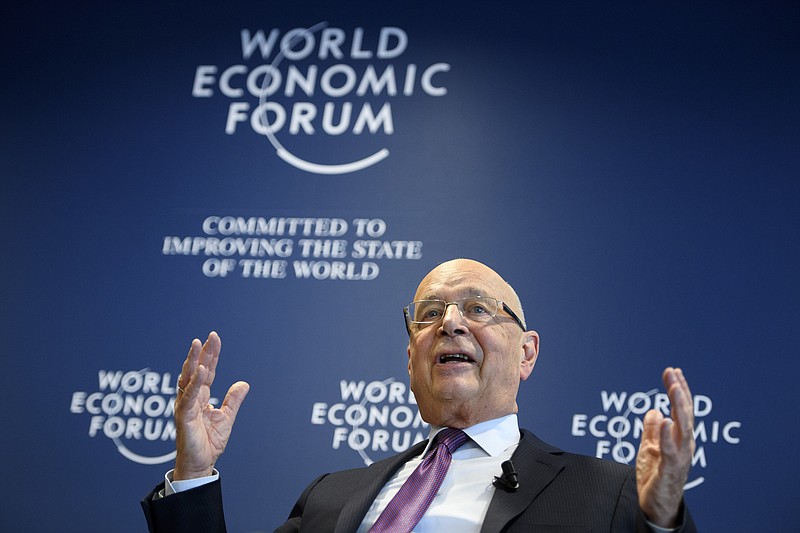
left=425, top=414, right=520, bottom=457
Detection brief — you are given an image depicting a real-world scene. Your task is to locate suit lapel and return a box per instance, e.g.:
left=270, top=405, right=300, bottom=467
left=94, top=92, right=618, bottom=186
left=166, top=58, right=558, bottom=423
left=334, top=440, right=429, bottom=533
left=332, top=429, right=566, bottom=533
left=480, top=430, right=567, bottom=533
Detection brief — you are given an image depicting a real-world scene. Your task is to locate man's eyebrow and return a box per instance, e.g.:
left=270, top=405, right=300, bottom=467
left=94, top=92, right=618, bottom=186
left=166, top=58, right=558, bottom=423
left=418, top=287, right=489, bottom=300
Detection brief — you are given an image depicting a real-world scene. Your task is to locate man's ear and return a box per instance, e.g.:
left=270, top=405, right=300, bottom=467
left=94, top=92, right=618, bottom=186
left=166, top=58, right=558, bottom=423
left=519, top=330, right=539, bottom=381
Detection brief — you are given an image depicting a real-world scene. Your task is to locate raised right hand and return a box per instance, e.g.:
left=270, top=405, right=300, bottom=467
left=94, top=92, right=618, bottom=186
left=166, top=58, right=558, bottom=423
left=173, top=332, right=250, bottom=480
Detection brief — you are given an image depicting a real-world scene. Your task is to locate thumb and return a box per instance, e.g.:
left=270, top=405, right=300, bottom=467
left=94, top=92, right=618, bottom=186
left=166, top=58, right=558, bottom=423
left=221, top=381, right=250, bottom=419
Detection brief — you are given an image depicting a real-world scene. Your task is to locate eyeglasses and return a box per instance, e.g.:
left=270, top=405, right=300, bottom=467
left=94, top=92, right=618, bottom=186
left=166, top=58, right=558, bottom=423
left=403, top=296, right=526, bottom=335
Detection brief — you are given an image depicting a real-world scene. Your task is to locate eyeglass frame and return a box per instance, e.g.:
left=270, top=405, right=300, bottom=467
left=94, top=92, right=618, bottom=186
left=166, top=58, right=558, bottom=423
left=403, top=297, right=527, bottom=336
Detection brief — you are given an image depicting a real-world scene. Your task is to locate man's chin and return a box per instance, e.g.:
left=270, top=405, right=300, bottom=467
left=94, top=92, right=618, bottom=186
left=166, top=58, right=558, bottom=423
left=431, top=377, right=480, bottom=402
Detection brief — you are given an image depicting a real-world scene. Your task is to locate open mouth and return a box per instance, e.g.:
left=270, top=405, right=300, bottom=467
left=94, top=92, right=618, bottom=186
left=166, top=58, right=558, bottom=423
left=438, top=353, right=475, bottom=364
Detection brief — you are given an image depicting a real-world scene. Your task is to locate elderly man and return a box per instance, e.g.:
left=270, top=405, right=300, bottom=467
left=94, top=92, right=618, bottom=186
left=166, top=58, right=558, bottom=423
left=142, top=259, right=696, bottom=532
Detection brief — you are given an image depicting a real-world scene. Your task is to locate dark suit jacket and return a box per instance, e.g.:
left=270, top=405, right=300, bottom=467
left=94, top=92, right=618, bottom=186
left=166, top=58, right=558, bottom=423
left=142, top=429, right=696, bottom=532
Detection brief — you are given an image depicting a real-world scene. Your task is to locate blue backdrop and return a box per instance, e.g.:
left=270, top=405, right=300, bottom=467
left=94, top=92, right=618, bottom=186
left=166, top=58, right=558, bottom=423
left=3, top=1, right=798, bottom=531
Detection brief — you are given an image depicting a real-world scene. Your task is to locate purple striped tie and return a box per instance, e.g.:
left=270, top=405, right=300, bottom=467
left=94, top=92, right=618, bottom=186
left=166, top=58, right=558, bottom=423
left=369, top=428, right=469, bottom=532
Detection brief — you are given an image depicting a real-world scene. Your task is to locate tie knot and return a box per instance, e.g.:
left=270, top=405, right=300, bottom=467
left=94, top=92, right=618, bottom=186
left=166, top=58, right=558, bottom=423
left=435, top=428, right=469, bottom=453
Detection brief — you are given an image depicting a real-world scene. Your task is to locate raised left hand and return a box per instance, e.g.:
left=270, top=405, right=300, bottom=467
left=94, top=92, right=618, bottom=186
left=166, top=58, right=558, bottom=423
left=636, top=367, right=695, bottom=527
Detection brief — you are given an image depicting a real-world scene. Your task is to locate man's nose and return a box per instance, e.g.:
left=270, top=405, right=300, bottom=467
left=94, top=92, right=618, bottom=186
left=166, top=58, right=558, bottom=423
left=440, top=302, right=468, bottom=335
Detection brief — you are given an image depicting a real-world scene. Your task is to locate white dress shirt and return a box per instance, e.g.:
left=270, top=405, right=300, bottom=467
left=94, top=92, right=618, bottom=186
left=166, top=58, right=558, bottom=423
left=357, top=414, right=520, bottom=532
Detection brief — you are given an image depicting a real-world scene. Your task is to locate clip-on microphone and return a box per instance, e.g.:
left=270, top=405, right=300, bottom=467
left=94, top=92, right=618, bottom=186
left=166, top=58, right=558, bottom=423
left=492, top=460, right=519, bottom=492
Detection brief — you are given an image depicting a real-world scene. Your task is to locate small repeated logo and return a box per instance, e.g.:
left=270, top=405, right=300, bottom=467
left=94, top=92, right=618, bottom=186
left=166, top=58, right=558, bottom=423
left=70, top=369, right=217, bottom=465
left=571, top=388, right=741, bottom=490
left=310, top=378, right=428, bottom=465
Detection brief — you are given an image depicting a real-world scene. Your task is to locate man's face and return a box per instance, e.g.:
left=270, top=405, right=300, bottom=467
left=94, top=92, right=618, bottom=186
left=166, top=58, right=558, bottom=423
left=407, top=259, right=539, bottom=428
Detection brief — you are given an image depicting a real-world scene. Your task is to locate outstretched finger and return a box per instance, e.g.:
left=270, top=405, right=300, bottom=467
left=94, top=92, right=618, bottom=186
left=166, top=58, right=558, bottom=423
left=220, top=381, right=250, bottom=421
left=674, top=368, right=693, bottom=408
left=666, top=369, right=693, bottom=440
left=179, top=338, right=203, bottom=392
left=198, top=332, right=221, bottom=387
left=641, top=409, right=663, bottom=443
left=659, top=417, right=678, bottom=458
left=206, top=331, right=222, bottom=378
left=186, top=364, right=210, bottom=407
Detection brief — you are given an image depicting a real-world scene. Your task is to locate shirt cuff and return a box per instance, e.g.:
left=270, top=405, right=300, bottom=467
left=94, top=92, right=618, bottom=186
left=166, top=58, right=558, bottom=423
left=647, top=520, right=678, bottom=532
left=162, top=469, right=220, bottom=497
